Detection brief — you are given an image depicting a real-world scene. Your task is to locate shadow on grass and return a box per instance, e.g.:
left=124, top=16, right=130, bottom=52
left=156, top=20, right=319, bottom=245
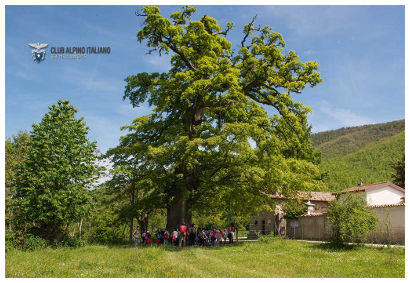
left=115, top=241, right=248, bottom=252
left=306, top=242, right=359, bottom=252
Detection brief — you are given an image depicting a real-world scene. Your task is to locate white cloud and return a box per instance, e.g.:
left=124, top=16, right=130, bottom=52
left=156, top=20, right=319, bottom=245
left=316, top=101, right=373, bottom=129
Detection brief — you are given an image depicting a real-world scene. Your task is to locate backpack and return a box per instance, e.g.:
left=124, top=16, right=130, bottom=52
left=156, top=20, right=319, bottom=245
left=180, top=225, right=187, bottom=234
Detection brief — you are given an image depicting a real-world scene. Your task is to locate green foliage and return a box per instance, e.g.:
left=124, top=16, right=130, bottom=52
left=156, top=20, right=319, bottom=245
left=391, top=154, right=405, bottom=188
left=117, top=5, right=325, bottom=228
left=320, top=131, right=404, bottom=191
left=60, top=238, right=88, bottom=248
left=283, top=199, right=307, bottom=219
left=5, top=132, right=31, bottom=232
left=327, top=193, right=378, bottom=245
left=87, top=201, right=128, bottom=244
left=12, top=100, right=100, bottom=241
left=22, top=235, right=48, bottom=251
left=257, top=232, right=281, bottom=243
left=5, top=231, right=21, bottom=251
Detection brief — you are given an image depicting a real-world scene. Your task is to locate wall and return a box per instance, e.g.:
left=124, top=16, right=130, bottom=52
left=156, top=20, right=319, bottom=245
left=366, top=186, right=404, bottom=206
left=367, top=205, right=405, bottom=243
left=286, top=214, right=333, bottom=241
left=249, top=210, right=276, bottom=234
left=285, top=205, right=405, bottom=244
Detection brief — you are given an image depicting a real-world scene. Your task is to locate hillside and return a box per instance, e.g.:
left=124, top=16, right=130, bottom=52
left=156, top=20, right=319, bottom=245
left=311, top=120, right=405, bottom=191
left=312, top=120, right=404, bottom=160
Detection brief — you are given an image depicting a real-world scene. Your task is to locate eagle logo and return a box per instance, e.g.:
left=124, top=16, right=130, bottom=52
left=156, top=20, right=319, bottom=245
left=28, top=43, right=49, bottom=63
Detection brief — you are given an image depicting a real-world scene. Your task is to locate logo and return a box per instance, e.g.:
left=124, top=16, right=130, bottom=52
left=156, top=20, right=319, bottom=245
left=28, top=43, right=49, bottom=63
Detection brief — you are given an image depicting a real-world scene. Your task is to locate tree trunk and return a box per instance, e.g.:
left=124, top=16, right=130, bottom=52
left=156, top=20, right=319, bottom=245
left=166, top=190, right=192, bottom=230
left=129, top=185, right=135, bottom=243
left=165, top=100, right=202, bottom=230
left=137, top=213, right=148, bottom=234
left=78, top=218, right=83, bottom=239
left=8, top=207, right=13, bottom=231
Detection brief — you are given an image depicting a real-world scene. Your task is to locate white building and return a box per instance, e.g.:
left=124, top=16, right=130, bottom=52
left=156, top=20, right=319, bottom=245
left=336, top=181, right=405, bottom=206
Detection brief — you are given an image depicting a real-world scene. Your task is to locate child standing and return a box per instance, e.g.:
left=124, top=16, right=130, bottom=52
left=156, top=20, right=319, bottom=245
left=164, top=229, right=169, bottom=245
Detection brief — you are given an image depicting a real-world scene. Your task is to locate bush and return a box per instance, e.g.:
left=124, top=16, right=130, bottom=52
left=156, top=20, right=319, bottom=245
left=327, top=193, right=378, bottom=245
left=22, top=234, right=48, bottom=251
left=258, top=232, right=281, bottom=243
left=61, top=237, right=88, bottom=248
left=6, top=231, right=21, bottom=251
left=88, top=209, right=127, bottom=244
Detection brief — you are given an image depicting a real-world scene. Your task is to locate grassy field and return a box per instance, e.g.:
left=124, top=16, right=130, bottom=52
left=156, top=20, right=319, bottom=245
left=6, top=239, right=405, bottom=278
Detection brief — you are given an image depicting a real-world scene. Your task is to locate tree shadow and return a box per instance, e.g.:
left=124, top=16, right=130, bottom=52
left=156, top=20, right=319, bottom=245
left=126, top=241, right=247, bottom=252
left=306, top=242, right=359, bottom=252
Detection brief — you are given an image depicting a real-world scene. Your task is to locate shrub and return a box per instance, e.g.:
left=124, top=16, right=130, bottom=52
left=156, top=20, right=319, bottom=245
left=327, top=193, right=378, bottom=245
left=61, top=237, right=88, bottom=248
left=6, top=231, right=21, bottom=251
left=22, top=234, right=48, bottom=251
left=258, top=232, right=281, bottom=243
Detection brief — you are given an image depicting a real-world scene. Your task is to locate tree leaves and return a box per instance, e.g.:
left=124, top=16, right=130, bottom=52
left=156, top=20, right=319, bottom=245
left=112, top=6, right=326, bottom=226
left=13, top=100, right=99, bottom=240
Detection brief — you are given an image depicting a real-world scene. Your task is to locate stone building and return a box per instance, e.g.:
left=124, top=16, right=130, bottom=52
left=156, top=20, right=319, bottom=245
left=249, top=191, right=335, bottom=237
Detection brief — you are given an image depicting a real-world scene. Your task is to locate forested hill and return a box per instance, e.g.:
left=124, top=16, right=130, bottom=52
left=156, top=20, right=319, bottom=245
left=311, top=120, right=405, bottom=191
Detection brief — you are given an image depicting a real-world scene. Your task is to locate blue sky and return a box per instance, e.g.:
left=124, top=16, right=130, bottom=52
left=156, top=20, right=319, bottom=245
left=5, top=5, right=405, bottom=153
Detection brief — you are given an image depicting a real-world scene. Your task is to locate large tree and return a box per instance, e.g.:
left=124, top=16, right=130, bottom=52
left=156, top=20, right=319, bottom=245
left=13, top=100, right=99, bottom=241
left=121, top=6, right=325, bottom=229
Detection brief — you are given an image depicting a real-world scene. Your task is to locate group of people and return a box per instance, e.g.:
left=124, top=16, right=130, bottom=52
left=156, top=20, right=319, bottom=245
left=133, top=223, right=236, bottom=248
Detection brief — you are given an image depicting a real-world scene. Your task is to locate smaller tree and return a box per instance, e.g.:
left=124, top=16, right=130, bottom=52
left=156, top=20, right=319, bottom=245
left=13, top=100, right=99, bottom=242
left=327, top=193, right=377, bottom=245
left=391, top=154, right=405, bottom=188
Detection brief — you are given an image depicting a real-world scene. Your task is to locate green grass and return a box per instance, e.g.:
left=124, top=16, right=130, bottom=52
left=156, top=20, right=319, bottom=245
left=6, top=239, right=404, bottom=278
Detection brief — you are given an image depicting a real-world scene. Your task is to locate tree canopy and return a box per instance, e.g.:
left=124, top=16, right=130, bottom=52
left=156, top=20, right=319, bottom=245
left=110, top=5, right=325, bottom=229
left=13, top=100, right=100, bottom=241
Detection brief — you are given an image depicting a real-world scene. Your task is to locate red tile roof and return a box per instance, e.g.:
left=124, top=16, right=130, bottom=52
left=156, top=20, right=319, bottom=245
left=269, top=191, right=335, bottom=202
left=336, top=182, right=405, bottom=194
left=300, top=212, right=327, bottom=217
left=367, top=203, right=405, bottom=208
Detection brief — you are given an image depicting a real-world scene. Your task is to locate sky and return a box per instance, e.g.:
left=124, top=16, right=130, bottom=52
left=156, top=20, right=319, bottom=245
left=5, top=5, right=405, bottom=153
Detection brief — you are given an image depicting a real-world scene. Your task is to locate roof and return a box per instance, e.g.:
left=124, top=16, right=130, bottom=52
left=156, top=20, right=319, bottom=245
left=300, top=212, right=327, bottom=217
left=269, top=191, right=335, bottom=202
left=336, top=182, right=405, bottom=194
left=367, top=203, right=405, bottom=208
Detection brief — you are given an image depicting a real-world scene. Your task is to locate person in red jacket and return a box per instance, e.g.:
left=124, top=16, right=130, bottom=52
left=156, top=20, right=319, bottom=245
left=179, top=222, right=187, bottom=248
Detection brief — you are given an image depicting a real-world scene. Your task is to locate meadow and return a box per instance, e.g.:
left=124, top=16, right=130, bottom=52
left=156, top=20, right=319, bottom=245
left=6, top=238, right=405, bottom=278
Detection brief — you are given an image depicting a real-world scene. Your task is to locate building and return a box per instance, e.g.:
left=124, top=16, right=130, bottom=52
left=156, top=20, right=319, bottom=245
left=336, top=182, right=405, bottom=206
left=250, top=182, right=405, bottom=244
left=249, top=191, right=335, bottom=237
